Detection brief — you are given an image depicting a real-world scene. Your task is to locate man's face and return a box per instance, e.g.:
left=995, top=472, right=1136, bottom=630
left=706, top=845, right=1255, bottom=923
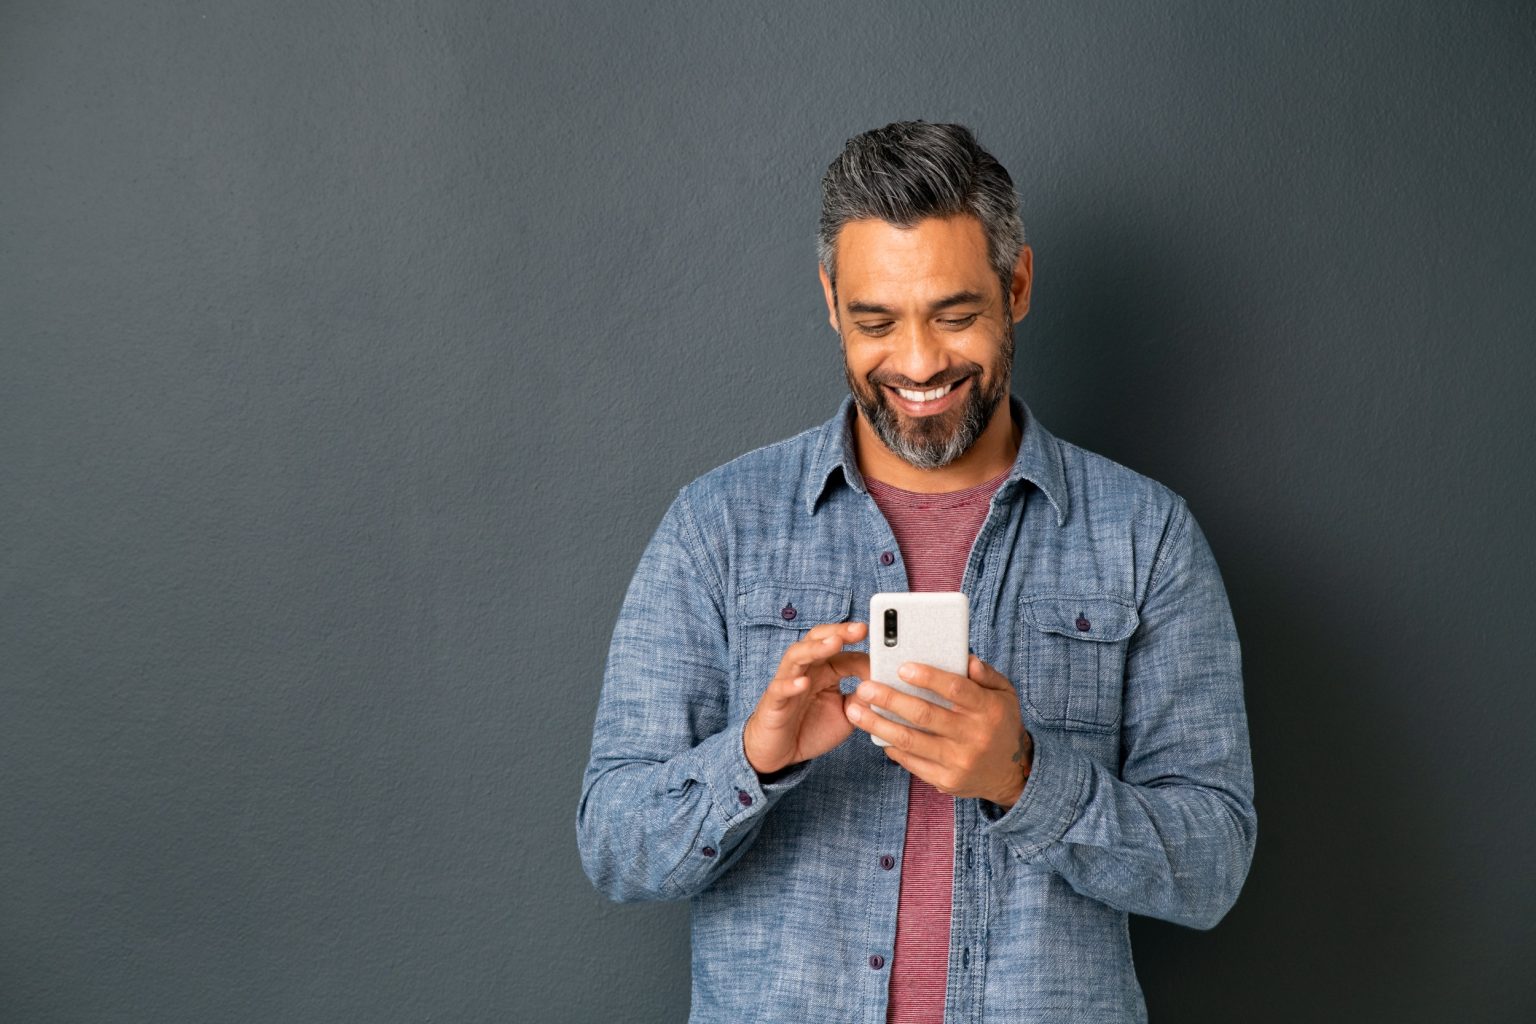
left=820, top=215, right=1031, bottom=470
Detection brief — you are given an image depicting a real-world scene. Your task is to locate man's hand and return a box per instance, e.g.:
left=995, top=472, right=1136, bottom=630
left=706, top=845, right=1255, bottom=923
left=743, top=622, right=871, bottom=776
left=845, top=654, right=1034, bottom=808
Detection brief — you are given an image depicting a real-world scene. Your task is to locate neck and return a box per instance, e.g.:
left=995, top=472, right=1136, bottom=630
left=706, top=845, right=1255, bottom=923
left=855, top=399, right=1021, bottom=493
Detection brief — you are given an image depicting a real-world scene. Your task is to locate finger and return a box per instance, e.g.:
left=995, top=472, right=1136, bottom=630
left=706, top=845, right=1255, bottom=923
left=895, top=661, right=982, bottom=710
left=794, top=621, right=865, bottom=649
left=853, top=679, right=957, bottom=736
left=877, top=743, right=951, bottom=789
left=815, top=620, right=867, bottom=640
left=823, top=651, right=870, bottom=681
left=758, top=674, right=812, bottom=719
left=844, top=699, right=945, bottom=761
left=780, top=622, right=867, bottom=675
left=967, top=654, right=1017, bottom=692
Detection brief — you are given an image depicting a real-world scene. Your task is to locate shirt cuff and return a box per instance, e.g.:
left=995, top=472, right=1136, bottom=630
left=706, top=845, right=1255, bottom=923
left=677, top=719, right=812, bottom=834
left=978, top=728, right=1093, bottom=861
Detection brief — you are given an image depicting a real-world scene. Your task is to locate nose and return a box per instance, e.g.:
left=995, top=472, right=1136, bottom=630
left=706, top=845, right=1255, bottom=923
left=887, top=322, right=950, bottom=386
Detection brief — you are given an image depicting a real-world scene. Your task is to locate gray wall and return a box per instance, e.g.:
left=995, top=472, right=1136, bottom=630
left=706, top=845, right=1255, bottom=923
left=3, top=1, right=1533, bottom=1020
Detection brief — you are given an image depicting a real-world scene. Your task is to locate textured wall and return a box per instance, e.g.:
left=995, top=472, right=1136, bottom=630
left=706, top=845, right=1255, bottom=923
left=2, top=1, right=1533, bottom=1020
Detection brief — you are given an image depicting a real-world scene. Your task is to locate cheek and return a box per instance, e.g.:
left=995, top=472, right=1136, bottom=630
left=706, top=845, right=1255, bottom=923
left=840, top=345, right=884, bottom=384
left=969, top=335, right=1012, bottom=378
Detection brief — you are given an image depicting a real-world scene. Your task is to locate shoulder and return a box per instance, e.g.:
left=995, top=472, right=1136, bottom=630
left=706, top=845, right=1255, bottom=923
left=674, top=419, right=830, bottom=524
left=1044, top=433, right=1208, bottom=608
left=1052, top=434, right=1188, bottom=534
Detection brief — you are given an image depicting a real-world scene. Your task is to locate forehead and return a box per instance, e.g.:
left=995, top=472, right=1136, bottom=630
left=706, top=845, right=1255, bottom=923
left=833, top=215, right=995, bottom=304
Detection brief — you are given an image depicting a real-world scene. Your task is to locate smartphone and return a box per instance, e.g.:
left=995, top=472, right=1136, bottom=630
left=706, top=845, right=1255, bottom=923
left=867, top=592, right=969, bottom=747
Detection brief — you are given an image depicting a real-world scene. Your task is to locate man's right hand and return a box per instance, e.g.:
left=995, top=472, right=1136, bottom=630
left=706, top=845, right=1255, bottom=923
left=743, top=621, right=870, bottom=776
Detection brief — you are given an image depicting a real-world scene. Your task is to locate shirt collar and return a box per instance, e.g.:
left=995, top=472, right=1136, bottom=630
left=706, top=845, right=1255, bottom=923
left=804, top=393, right=1070, bottom=525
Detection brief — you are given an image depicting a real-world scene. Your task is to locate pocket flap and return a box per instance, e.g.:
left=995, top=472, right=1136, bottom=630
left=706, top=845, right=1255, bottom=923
left=739, top=583, right=852, bottom=628
left=1021, top=596, right=1139, bottom=642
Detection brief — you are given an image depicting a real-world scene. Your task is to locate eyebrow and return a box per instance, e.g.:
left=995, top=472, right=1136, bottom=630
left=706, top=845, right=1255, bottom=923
left=845, top=290, right=988, bottom=316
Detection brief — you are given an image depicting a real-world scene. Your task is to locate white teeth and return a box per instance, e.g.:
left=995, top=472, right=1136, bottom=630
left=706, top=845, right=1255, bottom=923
left=895, top=382, right=956, bottom=403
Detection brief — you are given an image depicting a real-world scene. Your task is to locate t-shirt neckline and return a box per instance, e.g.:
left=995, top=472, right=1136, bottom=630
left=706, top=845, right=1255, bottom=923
left=864, top=466, right=1011, bottom=508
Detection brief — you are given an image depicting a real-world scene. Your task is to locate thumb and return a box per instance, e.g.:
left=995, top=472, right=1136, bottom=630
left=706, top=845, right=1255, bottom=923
left=968, top=654, right=1015, bottom=692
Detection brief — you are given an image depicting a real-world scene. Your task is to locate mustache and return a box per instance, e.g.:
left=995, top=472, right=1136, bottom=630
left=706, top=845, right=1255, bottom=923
left=867, top=368, right=978, bottom=391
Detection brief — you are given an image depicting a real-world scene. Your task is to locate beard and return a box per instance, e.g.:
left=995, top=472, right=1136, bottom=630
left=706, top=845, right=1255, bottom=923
left=841, top=322, right=1014, bottom=470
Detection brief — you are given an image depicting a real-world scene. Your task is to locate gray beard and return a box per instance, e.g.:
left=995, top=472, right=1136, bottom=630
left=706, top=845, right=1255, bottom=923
left=841, top=327, right=1013, bottom=471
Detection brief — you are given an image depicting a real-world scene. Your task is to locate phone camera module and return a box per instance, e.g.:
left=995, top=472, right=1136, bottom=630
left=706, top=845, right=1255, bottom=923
left=883, top=608, right=898, bottom=648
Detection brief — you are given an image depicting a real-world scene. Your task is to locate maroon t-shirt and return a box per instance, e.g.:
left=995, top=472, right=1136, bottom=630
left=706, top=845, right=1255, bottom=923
left=865, top=467, right=1009, bottom=1024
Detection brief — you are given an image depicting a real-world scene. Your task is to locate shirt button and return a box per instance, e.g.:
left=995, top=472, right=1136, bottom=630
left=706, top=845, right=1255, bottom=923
left=701, top=846, right=717, bottom=858
left=879, top=551, right=895, bottom=566
left=781, top=603, right=797, bottom=621
left=879, top=855, right=895, bottom=871
left=868, top=954, right=885, bottom=970
left=737, top=790, right=754, bottom=807
left=1075, top=616, right=1091, bottom=632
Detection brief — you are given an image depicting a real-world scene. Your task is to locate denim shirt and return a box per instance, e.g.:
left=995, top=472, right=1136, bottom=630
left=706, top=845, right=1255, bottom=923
left=578, top=395, right=1256, bottom=1024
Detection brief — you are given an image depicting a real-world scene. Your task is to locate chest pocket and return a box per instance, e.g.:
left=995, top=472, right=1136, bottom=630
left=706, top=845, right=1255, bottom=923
left=1018, top=596, right=1139, bottom=734
left=735, top=582, right=854, bottom=693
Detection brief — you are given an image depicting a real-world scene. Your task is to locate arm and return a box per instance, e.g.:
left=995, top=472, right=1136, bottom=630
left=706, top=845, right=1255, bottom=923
left=983, top=500, right=1257, bottom=929
left=576, top=489, right=780, bottom=902
left=844, top=499, right=1256, bottom=929
left=576, top=489, right=866, bottom=902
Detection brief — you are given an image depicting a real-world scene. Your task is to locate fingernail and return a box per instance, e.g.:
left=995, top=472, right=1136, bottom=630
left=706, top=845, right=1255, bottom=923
left=856, top=682, right=877, bottom=700
left=846, top=703, right=862, bottom=722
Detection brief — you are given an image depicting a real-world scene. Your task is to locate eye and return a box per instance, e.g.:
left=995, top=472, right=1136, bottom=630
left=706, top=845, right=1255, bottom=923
left=937, top=314, right=980, bottom=330
left=855, top=322, right=894, bottom=337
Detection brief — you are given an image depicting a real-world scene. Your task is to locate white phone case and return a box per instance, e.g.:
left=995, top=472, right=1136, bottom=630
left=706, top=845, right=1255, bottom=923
left=867, top=592, right=969, bottom=747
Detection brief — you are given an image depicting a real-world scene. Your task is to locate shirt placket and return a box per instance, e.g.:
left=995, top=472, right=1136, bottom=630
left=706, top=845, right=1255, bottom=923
left=860, top=492, right=915, bottom=1023
left=947, top=484, right=1017, bottom=1024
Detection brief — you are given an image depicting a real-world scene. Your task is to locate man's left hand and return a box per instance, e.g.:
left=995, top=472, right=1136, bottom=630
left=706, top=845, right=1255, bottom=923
left=845, top=654, right=1034, bottom=808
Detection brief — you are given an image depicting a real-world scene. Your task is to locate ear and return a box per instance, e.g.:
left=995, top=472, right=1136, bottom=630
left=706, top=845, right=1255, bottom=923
left=817, top=263, right=840, bottom=332
left=1009, top=246, right=1034, bottom=323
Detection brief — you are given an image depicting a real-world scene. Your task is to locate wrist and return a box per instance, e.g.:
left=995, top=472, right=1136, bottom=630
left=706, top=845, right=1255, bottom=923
left=991, top=762, right=1028, bottom=808
left=742, top=714, right=781, bottom=775
left=991, top=729, right=1034, bottom=808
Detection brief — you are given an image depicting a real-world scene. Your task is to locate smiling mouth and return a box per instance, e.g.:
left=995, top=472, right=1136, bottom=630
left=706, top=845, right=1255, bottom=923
left=894, top=382, right=955, bottom=402
left=884, top=376, right=969, bottom=406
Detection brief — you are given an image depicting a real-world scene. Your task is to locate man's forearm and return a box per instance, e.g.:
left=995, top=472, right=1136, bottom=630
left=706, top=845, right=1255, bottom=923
left=578, top=718, right=809, bottom=902
left=980, top=500, right=1257, bottom=929
left=982, top=729, right=1255, bottom=929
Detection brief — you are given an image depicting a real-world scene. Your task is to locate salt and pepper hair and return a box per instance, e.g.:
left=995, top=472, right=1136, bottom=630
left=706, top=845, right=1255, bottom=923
left=817, top=121, right=1025, bottom=303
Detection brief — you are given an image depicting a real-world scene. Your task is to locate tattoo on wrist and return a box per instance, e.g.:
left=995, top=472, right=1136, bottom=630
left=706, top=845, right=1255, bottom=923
left=1010, top=727, right=1029, bottom=770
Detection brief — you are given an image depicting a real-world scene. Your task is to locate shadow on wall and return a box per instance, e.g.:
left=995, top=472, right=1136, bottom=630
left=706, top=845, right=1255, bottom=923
left=1133, top=560, right=1448, bottom=1019
left=1034, top=203, right=1450, bottom=1018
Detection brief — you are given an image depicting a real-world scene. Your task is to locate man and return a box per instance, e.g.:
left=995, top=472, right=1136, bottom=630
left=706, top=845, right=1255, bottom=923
left=578, top=121, right=1256, bottom=1023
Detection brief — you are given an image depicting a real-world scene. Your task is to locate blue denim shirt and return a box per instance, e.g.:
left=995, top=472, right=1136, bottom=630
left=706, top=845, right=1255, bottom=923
left=578, top=395, right=1256, bottom=1023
